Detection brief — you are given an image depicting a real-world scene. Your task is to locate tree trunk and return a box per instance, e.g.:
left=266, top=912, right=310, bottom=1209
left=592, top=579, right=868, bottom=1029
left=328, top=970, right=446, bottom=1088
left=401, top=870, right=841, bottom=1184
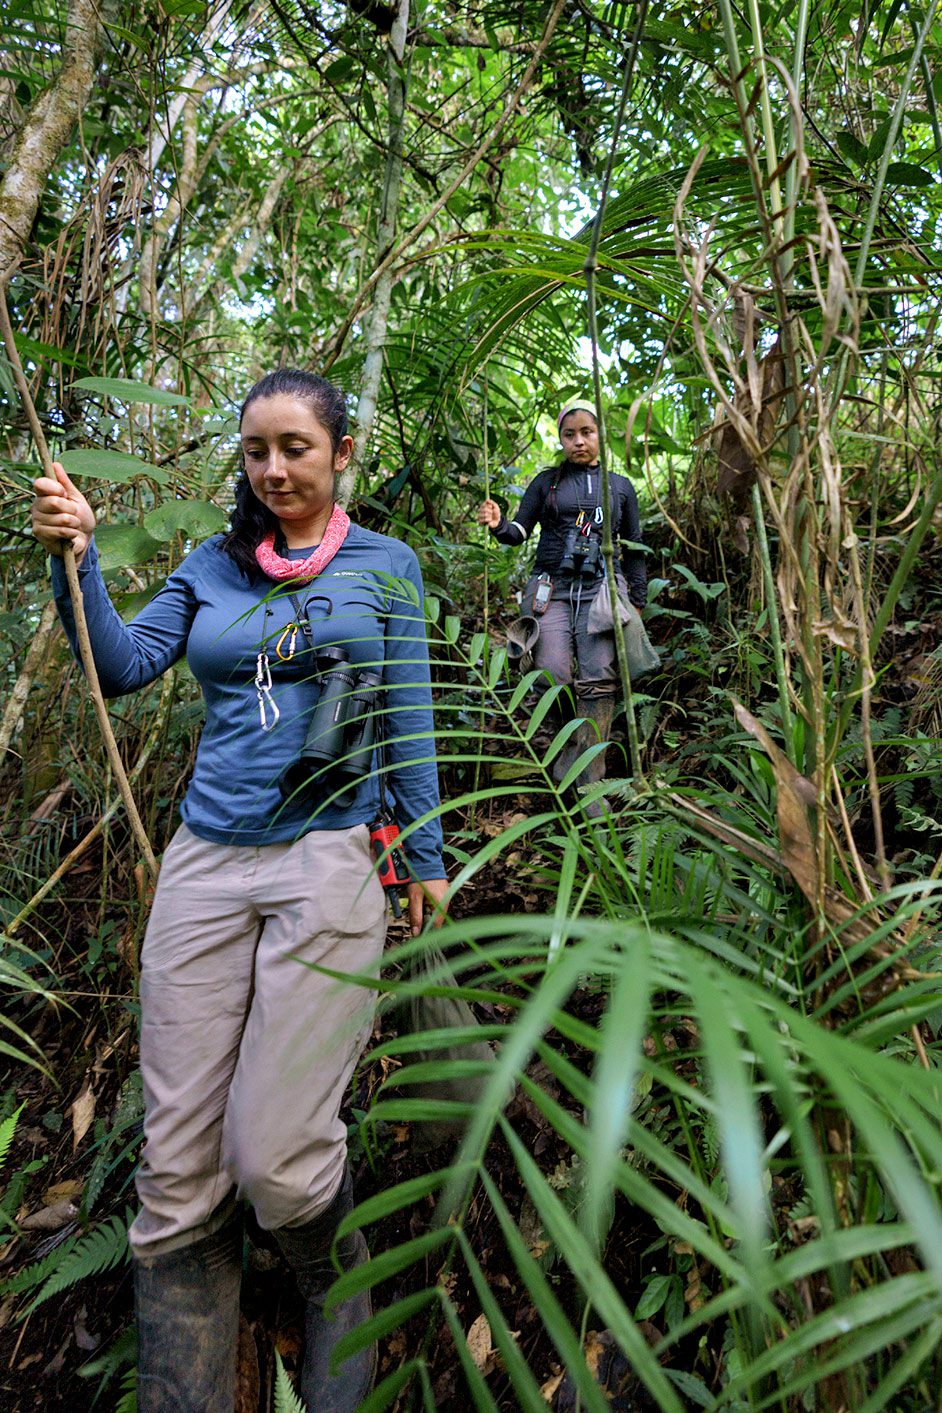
left=0, top=0, right=104, bottom=276
left=338, top=0, right=410, bottom=507
left=143, top=0, right=233, bottom=174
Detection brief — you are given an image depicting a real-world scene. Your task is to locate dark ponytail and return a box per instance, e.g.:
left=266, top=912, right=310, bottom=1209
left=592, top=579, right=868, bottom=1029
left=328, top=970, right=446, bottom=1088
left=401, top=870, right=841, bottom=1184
left=222, top=369, right=349, bottom=578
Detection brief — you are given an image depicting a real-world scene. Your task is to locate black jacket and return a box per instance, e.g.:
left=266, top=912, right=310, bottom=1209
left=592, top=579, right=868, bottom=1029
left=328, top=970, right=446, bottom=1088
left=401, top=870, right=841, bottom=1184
left=489, top=461, right=647, bottom=608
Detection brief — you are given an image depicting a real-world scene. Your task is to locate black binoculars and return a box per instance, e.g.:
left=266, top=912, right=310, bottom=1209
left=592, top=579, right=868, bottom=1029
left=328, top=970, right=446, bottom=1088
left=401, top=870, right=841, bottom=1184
left=279, top=646, right=382, bottom=801
left=559, top=526, right=602, bottom=577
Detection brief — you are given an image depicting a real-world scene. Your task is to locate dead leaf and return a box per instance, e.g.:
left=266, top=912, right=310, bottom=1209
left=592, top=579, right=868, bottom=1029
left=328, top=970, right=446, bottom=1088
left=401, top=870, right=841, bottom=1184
left=813, top=616, right=859, bottom=653
left=43, top=1336, right=69, bottom=1378
left=466, top=1312, right=493, bottom=1372
left=518, top=1196, right=550, bottom=1260
left=717, top=336, right=786, bottom=504
left=541, top=1368, right=565, bottom=1401
left=584, top=1330, right=606, bottom=1377
left=733, top=701, right=819, bottom=904
left=235, top=1314, right=260, bottom=1413
left=20, top=1198, right=78, bottom=1231
left=43, top=1179, right=82, bottom=1205
left=70, top=1080, right=95, bottom=1151
left=732, top=700, right=877, bottom=944
left=73, top=1305, right=99, bottom=1353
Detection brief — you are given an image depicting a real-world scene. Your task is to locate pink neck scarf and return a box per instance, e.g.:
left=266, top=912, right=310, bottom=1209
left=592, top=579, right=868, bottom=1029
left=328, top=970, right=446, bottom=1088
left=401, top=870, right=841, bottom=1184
left=254, top=504, right=351, bottom=582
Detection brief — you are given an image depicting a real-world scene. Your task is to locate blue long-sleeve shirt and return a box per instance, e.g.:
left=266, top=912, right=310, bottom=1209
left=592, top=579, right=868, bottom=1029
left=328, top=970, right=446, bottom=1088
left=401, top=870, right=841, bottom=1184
left=51, top=528, right=445, bottom=879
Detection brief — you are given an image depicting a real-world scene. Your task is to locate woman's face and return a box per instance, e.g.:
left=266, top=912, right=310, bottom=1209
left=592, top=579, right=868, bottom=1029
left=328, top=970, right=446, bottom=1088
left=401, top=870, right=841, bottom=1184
left=559, top=411, right=600, bottom=465
left=240, top=393, right=353, bottom=541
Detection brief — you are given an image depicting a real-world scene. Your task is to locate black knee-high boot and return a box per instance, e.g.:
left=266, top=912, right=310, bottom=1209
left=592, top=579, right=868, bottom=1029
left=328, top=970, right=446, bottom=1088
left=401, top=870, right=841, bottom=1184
left=134, top=1208, right=242, bottom=1413
left=571, top=687, right=618, bottom=816
left=272, top=1166, right=375, bottom=1412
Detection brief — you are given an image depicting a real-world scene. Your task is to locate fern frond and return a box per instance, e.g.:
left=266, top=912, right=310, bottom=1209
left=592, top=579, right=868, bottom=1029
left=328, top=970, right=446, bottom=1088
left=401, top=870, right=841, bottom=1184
left=25, top=1210, right=131, bottom=1314
left=0, top=1231, right=80, bottom=1298
left=273, top=1352, right=306, bottom=1413
left=114, top=1365, right=137, bottom=1413
left=0, top=1103, right=23, bottom=1171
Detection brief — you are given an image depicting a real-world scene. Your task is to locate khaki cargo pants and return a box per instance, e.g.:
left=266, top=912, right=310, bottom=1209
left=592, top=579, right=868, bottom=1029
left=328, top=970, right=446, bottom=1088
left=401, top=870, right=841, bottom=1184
left=130, top=822, right=386, bottom=1256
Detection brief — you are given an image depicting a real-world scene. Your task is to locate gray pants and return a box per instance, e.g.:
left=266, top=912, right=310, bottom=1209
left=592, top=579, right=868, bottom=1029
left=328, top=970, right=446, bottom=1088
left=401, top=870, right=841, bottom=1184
left=130, top=822, right=386, bottom=1256
left=528, top=576, right=618, bottom=692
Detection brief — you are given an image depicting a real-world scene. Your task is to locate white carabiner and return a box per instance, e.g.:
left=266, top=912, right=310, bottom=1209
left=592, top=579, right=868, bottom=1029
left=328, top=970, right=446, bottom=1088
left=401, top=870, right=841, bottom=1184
left=255, top=652, right=280, bottom=732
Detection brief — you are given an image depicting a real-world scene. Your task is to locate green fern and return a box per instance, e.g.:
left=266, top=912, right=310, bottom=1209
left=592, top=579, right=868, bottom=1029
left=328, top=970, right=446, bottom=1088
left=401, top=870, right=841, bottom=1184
left=84, top=1072, right=143, bottom=1216
left=0, top=1231, right=81, bottom=1298
left=0, top=1103, right=23, bottom=1171
left=114, top=1366, right=136, bottom=1413
left=79, top=1325, right=136, bottom=1404
left=23, top=1209, right=131, bottom=1314
left=273, top=1351, right=306, bottom=1413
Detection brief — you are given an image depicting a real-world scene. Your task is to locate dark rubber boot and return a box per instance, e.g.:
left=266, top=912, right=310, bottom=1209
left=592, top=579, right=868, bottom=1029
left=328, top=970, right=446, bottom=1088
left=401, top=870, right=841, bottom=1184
left=134, top=1208, right=241, bottom=1413
left=273, top=1166, right=375, bottom=1412
left=548, top=688, right=578, bottom=784
left=573, top=690, right=617, bottom=817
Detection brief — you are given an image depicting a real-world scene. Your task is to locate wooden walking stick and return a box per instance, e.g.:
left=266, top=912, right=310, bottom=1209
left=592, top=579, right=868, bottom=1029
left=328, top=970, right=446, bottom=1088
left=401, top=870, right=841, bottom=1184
left=0, top=274, right=159, bottom=882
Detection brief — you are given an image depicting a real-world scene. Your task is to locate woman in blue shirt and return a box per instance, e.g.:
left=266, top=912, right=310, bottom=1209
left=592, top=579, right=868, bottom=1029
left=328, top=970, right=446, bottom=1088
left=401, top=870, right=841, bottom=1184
left=32, top=369, right=447, bottom=1413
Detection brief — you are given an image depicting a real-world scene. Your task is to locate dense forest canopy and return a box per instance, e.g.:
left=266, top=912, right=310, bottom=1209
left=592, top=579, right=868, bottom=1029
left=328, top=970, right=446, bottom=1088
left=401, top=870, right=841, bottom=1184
left=1, top=0, right=942, bottom=1408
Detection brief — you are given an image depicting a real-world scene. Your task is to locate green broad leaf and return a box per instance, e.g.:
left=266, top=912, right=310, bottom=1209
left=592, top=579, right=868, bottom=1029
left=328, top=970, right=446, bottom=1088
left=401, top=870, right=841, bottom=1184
left=836, top=131, right=869, bottom=167
left=324, top=55, right=355, bottom=82
left=332, top=1290, right=438, bottom=1366
left=509, top=671, right=552, bottom=713
left=144, top=500, right=227, bottom=541
left=443, top=614, right=461, bottom=645
left=72, top=376, right=189, bottom=406
left=59, top=449, right=169, bottom=485
left=328, top=1229, right=451, bottom=1305
left=489, top=758, right=536, bottom=781
left=873, top=45, right=914, bottom=67
left=114, top=579, right=167, bottom=620
left=11, top=332, right=83, bottom=367
left=884, top=161, right=934, bottom=187
left=867, top=116, right=894, bottom=163
left=94, top=524, right=162, bottom=571
left=635, top=1273, right=673, bottom=1319
left=101, top=19, right=149, bottom=49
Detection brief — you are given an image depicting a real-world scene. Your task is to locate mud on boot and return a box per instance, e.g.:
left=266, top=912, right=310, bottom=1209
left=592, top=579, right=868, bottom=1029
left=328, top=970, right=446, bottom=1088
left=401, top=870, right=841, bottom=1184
left=134, top=1205, right=242, bottom=1413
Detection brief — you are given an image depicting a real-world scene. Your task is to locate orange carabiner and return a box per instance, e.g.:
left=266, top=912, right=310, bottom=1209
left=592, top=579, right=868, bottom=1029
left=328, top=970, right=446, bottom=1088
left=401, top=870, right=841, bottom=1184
left=276, top=623, right=298, bottom=661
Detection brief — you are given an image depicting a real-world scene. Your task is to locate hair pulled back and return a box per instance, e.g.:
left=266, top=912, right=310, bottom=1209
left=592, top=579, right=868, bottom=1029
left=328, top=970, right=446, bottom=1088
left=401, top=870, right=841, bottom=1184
left=222, top=369, right=349, bottom=578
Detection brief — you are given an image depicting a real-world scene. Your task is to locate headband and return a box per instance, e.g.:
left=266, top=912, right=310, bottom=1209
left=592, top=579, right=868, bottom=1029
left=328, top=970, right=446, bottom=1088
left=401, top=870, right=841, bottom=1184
left=557, top=398, right=600, bottom=432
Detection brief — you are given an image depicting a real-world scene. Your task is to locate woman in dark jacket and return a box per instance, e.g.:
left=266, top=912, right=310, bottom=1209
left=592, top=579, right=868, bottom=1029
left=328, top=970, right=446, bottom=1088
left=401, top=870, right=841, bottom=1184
left=478, top=398, right=647, bottom=807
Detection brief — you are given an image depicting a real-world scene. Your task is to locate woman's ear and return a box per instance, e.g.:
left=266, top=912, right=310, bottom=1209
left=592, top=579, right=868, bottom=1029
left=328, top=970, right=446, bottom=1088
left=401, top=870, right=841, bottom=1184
left=334, top=434, right=354, bottom=471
